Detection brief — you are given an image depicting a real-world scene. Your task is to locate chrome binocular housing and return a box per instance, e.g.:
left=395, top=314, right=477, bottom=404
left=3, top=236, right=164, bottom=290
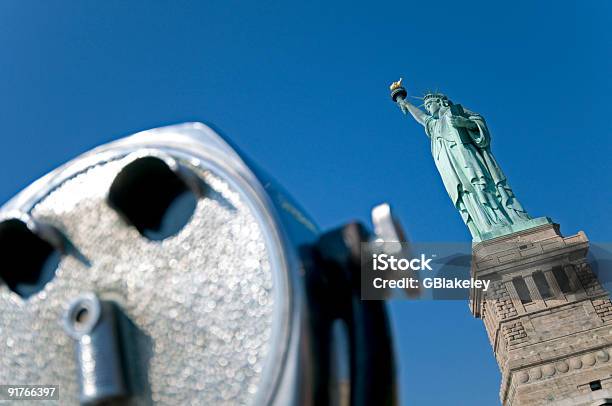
left=0, top=123, right=398, bottom=405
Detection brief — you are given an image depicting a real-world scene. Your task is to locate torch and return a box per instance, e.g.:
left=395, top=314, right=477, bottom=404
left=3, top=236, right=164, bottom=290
left=389, top=78, right=407, bottom=104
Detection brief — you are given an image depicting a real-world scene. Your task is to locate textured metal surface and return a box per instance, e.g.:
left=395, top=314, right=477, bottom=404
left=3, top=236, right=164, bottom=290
left=0, top=153, right=279, bottom=405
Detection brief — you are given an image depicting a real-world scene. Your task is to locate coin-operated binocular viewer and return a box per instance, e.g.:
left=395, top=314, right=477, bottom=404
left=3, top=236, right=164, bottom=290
left=0, top=123, right=403, bottom=405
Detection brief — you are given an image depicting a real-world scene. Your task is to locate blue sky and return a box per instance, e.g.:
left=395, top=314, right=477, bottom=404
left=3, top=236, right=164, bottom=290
left=1, top=1, right=610, bottom=404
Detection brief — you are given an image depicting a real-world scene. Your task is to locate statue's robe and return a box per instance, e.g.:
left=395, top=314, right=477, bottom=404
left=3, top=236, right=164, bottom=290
left=424, top=106, right=530, bottom=239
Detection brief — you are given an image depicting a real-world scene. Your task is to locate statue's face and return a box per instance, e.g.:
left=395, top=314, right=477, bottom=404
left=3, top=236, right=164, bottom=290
left=425, top=98, right=441, bottom=115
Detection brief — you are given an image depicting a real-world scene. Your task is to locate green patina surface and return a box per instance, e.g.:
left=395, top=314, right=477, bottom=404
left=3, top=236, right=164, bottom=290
left=391, top=83, right=551, bottom=242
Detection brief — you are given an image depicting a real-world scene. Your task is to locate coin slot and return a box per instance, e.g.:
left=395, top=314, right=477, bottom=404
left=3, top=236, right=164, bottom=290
left=0, top=219, right=62, bottom=298
left=108, top=157, right=198, bottom=240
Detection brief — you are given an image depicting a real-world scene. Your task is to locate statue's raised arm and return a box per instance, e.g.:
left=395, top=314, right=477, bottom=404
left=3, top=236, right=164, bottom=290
left=389, top=79, right=429, bottom=126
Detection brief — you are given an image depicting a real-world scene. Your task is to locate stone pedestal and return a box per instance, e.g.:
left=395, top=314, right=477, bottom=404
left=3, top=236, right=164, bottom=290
left=470, top=223, right=612, bottom=406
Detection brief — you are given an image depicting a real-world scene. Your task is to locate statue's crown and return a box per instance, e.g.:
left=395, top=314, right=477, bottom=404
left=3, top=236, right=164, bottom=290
left=423, top=92, right=448, bottom=103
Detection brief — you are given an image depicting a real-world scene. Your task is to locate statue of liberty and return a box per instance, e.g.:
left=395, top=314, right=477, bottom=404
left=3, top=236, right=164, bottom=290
left=389, top=79, right=550, bottom=242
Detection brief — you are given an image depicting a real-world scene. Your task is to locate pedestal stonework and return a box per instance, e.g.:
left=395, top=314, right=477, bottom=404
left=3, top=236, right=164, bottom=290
left=470, top=224, right=612, bottom=406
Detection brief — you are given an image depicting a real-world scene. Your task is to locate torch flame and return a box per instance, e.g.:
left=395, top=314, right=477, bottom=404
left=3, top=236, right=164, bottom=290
left=389, top=78, right=403, bottom=91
